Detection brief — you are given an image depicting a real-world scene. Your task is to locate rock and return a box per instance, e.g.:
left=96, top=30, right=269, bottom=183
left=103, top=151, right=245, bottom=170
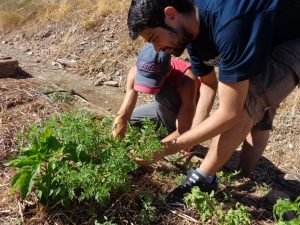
left=25, top=48, right=31, bottom=52
left=96, top=72, right=105, bottom=78
left=267, top=189, right=298, bottom=221
left=52, top=61, right=64, bottom=69
left=100, top=58, right=107, bottom=65
left=266, top=189, right=290, bottom=205
left=0, top=59, right=19, bottom=77
left=2, top=40, right=8, bottom=44
left=283, top=173, right=300, bottom=181
left=94, top=79, right=104, bottom=86
left=104, top=81, right=119, bottom=87
left=27, top=51, right=33, bottom=56
left=55, top=59, right=76, bottom=67
left=277, top=173, right=300, bottom=195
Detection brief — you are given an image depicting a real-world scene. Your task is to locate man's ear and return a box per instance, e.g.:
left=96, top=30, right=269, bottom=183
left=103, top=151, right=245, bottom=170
left=164, top=6, right=178, bottom=24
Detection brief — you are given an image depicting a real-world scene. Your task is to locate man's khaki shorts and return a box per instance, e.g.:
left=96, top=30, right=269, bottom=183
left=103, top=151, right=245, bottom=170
left=246, top=39, right=300, bottom=130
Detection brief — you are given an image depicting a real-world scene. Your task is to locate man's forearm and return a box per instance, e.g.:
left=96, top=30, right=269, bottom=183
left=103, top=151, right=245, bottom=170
left=162, top=80, right=250, bottom=156
left=116, top=90, right=138, bottom=120
left=192, top=83, right=217, bottom=126
left=161, top=106, right=195, bottom=143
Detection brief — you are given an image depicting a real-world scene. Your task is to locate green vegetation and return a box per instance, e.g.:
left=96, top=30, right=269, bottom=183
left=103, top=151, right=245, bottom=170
left=217, top=170, right=240, bottom=186
left=38, top=85, right=74, bottom=103
left=184, top=187, right=251, bottom=225
left=6, top=110, right=165, bottom=207
left=273, top=196, right=300, bottom=225
left=138, top=192, right=158, bottom=224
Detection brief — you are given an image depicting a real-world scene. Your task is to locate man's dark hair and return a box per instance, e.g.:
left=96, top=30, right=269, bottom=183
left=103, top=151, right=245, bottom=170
left=128, top=0, right=194, bottom=40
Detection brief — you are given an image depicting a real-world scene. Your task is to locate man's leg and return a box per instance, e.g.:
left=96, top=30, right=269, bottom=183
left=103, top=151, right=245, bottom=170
left=166, top=108, right=254, bottom=206
left=131, top=102, right=159, bottom=127
left=199, top=108, right=254, bottom=176
left=238, top=106, right=276, bottom=176
left=155, top=84, right=181, bottom=133
left=238, top=129, right=270, bottom=176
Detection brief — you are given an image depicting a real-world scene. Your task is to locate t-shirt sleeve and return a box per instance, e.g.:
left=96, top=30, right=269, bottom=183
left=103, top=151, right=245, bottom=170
left=187, top=43, right=214, bottom=76
left=216, top=10, right=276, bottom=82
left=170, top=59, right=191, bottom=73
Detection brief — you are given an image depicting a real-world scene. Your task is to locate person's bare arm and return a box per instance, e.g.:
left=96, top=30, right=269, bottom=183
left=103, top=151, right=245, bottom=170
left=138, top=79, right=249, bottom=163
left=192, top=69, right=218, bottom=127
left=112, top=67, right=138, bottom=138
left=162, top=69, right=197, bottom=142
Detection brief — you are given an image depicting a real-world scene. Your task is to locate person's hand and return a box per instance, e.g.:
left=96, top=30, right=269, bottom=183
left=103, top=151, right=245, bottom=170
left=180, top=146, right=192, bottom=156
left=131, top=150, right=167, bottom=166
left=112, top=115, right=127, bottom=138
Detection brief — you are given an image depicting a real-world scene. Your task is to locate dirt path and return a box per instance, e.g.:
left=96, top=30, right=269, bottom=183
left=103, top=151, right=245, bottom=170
left=1, top=42, right=126, bottom=114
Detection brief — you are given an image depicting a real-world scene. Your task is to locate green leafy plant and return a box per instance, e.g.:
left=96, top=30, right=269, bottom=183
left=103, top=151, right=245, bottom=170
left=184, top=187, right=251, bottom=225
left=273, top=196, right=300, bottom=225
left=38, top=85, right=74, bottom=103
left=223, top=203, right=251, bottom=225
left=138, top=192, right=158, bottom=224
left=6, top=110, right=166, bottom=207
left=217, top=170, right=240, bottom=186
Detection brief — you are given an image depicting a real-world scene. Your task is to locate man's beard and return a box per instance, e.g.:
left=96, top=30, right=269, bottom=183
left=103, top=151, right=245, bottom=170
left=169, top=26, right=193, bottom=57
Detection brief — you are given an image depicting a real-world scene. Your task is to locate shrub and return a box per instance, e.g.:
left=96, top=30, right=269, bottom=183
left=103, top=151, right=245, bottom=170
left=184, top=187, right=251, bottom=225
left=6, top=110, right=165, bottom=207
left=273, top=196, right=300, bottom=225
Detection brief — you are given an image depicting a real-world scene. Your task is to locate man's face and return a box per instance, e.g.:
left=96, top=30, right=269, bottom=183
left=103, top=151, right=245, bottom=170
left=141, top=24, right=193, bottom=57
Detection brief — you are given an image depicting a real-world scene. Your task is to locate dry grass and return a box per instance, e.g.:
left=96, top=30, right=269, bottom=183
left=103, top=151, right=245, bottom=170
left=0, top=0, right=130, bottom=32
left=97, top=0, right=130, bottom=15
left=0, top=10, right=24, bottom=31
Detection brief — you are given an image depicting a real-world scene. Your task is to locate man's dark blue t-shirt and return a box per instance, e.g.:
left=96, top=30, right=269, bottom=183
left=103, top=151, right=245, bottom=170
left=187, top=0, right=300, bottom=82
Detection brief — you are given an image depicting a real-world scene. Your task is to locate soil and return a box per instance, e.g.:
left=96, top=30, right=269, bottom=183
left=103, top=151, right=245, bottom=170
left=0, top=12, right=299, bottom=225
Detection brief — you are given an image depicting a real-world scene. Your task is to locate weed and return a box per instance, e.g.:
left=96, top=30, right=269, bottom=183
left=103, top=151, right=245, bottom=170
left=217, top=170, right=240, bottom=186
left=185, top=187, right=251, bottom=224
left=6, top=110, right=165, bottom=207
left=273, top=196, right=300, bottom=224
left=251, top=182, right=272, bottom=195
left=37, top=85, right=74, bottom=103
left=138, top=192, right=158, bottom=224
left=154, top=171, right=185, bottom=185
left=95, top=217, right=117, bottom=225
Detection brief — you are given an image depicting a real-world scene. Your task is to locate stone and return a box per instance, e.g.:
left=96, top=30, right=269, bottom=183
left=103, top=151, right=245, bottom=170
left=267, top=189, right=297, bottom=221
left=0, top=59, right=19, bottom=77
left=277, top=173, right=300, bottom=194
left=94, top=79, right=104, bottom=86
left=266, top=189, right=290, bottom=205
left=104, top=81, right=119, bottom=87
left=96, top=72, right=104, bottom=78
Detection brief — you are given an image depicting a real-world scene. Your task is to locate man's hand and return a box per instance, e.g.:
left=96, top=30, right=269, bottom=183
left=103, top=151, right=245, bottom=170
left=112, top=115, right=127, bottom=138
left=180, top=147, right=192, bottom=156
left=132, top=149, right=167, bottom=166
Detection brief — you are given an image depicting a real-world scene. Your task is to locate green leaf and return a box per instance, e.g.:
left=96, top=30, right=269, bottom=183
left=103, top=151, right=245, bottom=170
left=11, top=164, right=40, bottom=199
left=6, top=156, right=38, bottom=168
